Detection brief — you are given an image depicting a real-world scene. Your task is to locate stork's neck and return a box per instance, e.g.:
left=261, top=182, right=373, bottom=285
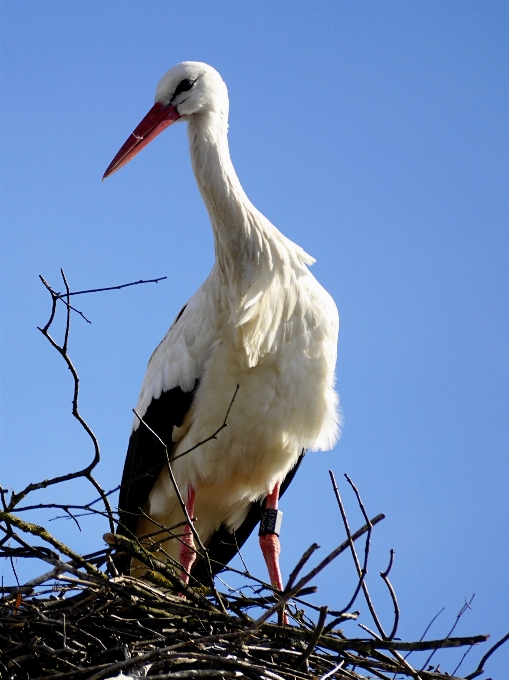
left=187, top=112, right=277, bottom=291
left=186, top=109, right=316, bottom=368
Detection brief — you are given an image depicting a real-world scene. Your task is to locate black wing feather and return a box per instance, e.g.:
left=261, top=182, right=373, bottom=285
left=116, top=384, right=196, bottom=572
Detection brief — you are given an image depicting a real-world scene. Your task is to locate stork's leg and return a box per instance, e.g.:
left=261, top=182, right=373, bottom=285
left=179, top=486, right=196, bottom=584
left=259, top=481, right=288, bottom=623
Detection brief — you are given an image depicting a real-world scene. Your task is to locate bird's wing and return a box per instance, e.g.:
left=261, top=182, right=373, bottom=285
left=118, top=282, right=219, bottom=545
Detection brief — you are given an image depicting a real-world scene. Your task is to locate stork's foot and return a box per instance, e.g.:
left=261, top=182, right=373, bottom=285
left=259, top=532, right=283, bottom=590
left=259, top=532, right=289, bottom=625
left=179, top=486, right=196, bottom=585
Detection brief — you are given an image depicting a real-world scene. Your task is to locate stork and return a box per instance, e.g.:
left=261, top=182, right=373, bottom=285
left=104, top=62, right=340, bottom=596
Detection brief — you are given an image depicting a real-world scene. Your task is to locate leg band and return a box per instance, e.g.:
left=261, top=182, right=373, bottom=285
left=259, top=508, right=283, bottom=536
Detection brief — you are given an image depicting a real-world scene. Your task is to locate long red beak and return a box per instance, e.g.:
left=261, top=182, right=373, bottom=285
left=103, top=102, right=181, bottom=179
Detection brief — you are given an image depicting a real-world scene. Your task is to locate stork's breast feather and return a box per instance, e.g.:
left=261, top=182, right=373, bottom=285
left=134, top=256, right=340, bottom=451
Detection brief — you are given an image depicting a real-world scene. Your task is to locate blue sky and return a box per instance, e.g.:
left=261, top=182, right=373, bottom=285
left=1, top=2, right=508, bottom=676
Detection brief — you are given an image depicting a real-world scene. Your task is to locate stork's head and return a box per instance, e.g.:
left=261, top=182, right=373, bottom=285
left=103, top=62, right=228, bottom=179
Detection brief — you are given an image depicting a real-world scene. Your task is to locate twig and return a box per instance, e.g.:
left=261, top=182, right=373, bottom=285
left=0, top=513, right=108, bottom=580
left=328, top=471, right=374, bottom=618
left=1, top=566, right=62, bottom=595
left=301, top=633, right=490, bottom=653
left=286, top=543, right=320, bottom=592
left=282, top=542, right=319, bottom=625
left=332, top=473, right=419, bottom=678
left=404, top=606, right=445, bottom=662
left=380, top=549, right=399, bottom=640
left=452, top=643, right=474, bottom=677
left=465, top=629, right=509, bottom=679
left=296, top=606, right=328, bottom=668
left=56, top=276, right=167, bottom=298
left=39, top=274, right=92, bottom=324
left=61, top=269, right=71, bottom=354
left=8, top=271, right=115, bottom=533
left=343, top=473, right=387, bottom=636
left=421, top=594, right=475, bottom=671
left=170, top=384, right=240, bottom=463
left=144, top=673, right=239, bottom=679
left=9, top=273, right=167, bottom=520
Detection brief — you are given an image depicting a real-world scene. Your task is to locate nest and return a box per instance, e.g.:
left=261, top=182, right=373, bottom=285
left=0, top=568, right=493, bottom=680
left=0, top=508, right=496, bottom=680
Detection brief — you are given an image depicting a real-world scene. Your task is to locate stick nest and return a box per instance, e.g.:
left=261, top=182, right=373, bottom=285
left=0, top=566, right=490, bottom=680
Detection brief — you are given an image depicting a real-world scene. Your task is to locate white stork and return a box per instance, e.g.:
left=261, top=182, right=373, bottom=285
left=104, top=62, right=340, bottom=594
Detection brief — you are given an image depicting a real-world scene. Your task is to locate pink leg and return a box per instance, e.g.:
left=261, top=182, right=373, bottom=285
left=179, top=486, right=196, bottom=584
left=259, top=482, right=288, bottom=624
left=259, top=482, right=284, bottom=589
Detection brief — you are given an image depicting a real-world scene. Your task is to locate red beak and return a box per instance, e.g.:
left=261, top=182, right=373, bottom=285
left=103, top=102, right=181, bottom=179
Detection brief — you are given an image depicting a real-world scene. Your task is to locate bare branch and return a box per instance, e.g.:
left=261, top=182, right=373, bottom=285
left=420, top=594, right=475, bottom=671
left=465, top=629, right=509, bottom=679
left=380, top=550, right=399, bottom=640
left=0, top=512, right=108, bottom=580
left=56, top=276, right=167, bottom=298
left=61, top=268, right=71, bottom=355
left=170, top=384, right=239, bottom=463
left=285, top=543, right=320, bottom=592
left=328, top=471, right=373, bottom=617
left=9, top=271, right=115, bottom=532
left=296, top=606, right=328, bottom=668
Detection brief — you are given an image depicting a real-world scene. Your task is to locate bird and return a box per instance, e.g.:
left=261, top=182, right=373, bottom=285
left=104, top=62, right=340, bottom=595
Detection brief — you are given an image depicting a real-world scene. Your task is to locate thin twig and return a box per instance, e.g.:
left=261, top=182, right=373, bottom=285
left=56, top=276, right=167, bottom=298
left=296, top=606, right=328, bottom=668
left=380, top=550, right=399, bottom=640
left=0, top=514, right=108, bottom=580
left=9, top=272, right=115, bottom=532
left=333, top=473, right=419, bottom=678
left=404, top=606, right=445, bottom=662
left=319, top=660, right=344, bottom=680
left=170, top=384, right=240, bottom=463
left=40, top=275, right=91, bottom=324
left=421, top=594, right=475, bottom=671
left=465, top=629, right=509, bottom=679
left=286, top=543, right=320, bottom=592
left=452, top=643, right=474, bottom=677
left=328, top=471, right=373, bottom=617
left=343, top=473, right=386, bottom=635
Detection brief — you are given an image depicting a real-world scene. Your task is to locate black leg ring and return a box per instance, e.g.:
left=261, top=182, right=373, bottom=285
left=259, top=509, right=283, bottom=536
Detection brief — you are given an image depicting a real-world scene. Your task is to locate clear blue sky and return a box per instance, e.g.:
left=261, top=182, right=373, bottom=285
left=1, top=2, right=508, bottom=676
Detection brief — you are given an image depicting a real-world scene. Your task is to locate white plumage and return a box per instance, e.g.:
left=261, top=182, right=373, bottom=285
left=105, top=62, right=340, bottom=581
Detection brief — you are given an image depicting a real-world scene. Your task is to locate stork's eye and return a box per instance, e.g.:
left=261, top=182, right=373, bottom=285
left=173, top=78, right=194, bottom=98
